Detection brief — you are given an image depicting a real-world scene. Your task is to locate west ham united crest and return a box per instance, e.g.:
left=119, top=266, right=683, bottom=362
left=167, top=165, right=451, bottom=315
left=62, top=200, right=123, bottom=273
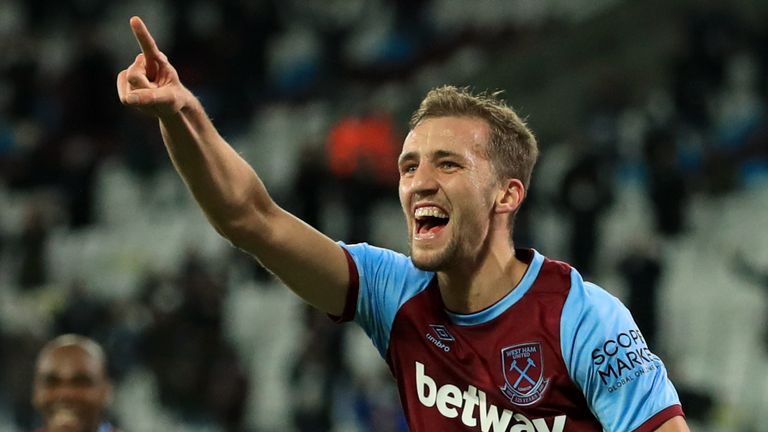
left=499, top=342, right=549, bottom=406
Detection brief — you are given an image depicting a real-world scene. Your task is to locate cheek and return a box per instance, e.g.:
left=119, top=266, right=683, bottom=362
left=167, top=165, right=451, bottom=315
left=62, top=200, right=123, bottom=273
left=457, top=178, right=496, bottom=212
left=475, top=177, right=499, bottom=209
left=398, top=184, right=410, bottom=214
left=79, top=392, right=106, bottom=411
left=32, top=390, right=47, bottom=409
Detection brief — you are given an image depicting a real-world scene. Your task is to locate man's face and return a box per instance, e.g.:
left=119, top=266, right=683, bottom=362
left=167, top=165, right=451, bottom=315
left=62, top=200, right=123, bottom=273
left=398, top=116, right=499, bottom=271
left=32, top=345, right=111, bottom=432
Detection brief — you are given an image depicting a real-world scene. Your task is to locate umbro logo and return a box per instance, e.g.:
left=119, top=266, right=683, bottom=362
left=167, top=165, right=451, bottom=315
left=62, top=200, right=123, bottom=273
left=429, top=324, right=455, bottom=341
left=426, top=324, right=454, bottom=352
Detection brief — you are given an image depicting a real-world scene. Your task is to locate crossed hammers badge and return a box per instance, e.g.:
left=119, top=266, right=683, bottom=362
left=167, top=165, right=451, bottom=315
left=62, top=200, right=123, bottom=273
left=510, top=357, right=538, bottom=388
left=499, top=342, right=549, bottom=406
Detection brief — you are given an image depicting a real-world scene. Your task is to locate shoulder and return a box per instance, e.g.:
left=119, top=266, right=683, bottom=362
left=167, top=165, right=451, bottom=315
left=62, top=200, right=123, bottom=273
left=563, top=269, right=627, bottom=320
left=559, top=269, right=642, bottom=376
left=339, top=242, right=434, bottom=356
left=341, top=241, right=432, bottom=286
left=342, top=242, right=411, bottom=268
left=338, top=241, right=408, bottom=260
left=531, top=253, right=576, bottom=296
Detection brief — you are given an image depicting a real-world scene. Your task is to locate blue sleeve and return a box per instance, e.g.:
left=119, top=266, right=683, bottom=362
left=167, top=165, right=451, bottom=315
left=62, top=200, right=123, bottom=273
left=340, top=242, right=433, bottom=357
left=560, top=270, right=681, bottom=431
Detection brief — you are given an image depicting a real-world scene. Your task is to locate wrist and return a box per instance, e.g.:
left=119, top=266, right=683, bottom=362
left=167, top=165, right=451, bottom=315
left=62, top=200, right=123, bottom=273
left=178, top=87, right=200, bottom=115
left=159, top=86, right=198, bottom=121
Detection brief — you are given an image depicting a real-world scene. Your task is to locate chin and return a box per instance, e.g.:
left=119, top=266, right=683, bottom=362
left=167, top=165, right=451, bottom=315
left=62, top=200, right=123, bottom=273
left=410, top=249, right=449, bottom=271
left=46, top=422, right=85, bottom=432
left=411, top=257, right=439, bottom=271
left=410, top=234, right=463, bottom=271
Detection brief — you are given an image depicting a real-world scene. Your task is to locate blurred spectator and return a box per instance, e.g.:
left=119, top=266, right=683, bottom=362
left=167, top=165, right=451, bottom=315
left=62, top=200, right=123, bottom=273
left=54, top=280, right=108, bottom=338
left=511, top=195, right=535, bottom=250
left=732, top=251, right=768, bottom=350
left=98, top=300, right=146, bottom=382
left=204, top=344, right=249, bottom=432
left=16, top=201, right=50, bottom=290
left=57, top=40, right=121, bottom=139
left=326, top=109, right=399, bottom=243
left=672, top=5, right=742, bottom=129
left=31, top=334, right=119, bottom=432
left=140, top=250, right=248, bottom=430
left=347, top=368, right=408, bottom=432
left=290, top=306, right=346, bottom=432
left=293, top=142, right=328, bottom=230
left=643, top=128, right=689, bottom=237
left=558, top=151, right=613, bottom=277
left=59, top=135, right=99, bottom=229
left=618, top=237, right=663, bottom=348
left=0, top=331, right=46, bottom=430
left=168, top=2, right=277, bottom=128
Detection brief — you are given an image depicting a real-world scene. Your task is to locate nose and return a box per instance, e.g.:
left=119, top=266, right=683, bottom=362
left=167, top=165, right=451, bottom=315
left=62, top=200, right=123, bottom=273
left=408, top=163, right=439, bottom=196
left=53, top=388, right=75, bottom=403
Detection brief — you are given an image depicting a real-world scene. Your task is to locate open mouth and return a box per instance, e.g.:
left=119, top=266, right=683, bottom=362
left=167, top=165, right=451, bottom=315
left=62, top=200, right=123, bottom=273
left=414, top=206, right=449, bottom=236
left=49, top=406, right=81, bottom=429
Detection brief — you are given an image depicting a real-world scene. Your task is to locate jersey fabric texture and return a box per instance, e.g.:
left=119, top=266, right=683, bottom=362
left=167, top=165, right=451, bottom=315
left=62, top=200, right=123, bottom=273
left=335, top=242, right=684, bottom=432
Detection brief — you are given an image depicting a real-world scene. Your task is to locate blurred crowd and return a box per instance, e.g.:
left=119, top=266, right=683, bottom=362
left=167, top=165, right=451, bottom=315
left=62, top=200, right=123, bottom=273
left=1, top=0, right=767, bottom=431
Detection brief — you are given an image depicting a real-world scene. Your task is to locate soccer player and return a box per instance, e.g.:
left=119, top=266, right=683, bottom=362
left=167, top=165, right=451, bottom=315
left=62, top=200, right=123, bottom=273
left=118, top=16, right=689, bottom=431
left=32, top=335, right=118, bottom=432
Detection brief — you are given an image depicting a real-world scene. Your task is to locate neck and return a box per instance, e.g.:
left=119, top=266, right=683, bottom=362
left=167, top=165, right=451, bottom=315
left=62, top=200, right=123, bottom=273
left=437, top=238, right=528, bottom=314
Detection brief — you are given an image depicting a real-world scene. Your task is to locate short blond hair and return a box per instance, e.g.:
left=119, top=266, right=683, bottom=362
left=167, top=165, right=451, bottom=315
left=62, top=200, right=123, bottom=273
left=409, top=86, right=539, bottom=191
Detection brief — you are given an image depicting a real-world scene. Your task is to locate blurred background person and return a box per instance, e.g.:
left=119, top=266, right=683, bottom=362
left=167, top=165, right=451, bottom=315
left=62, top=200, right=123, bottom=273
left=32, top=334, right=118, bottom=432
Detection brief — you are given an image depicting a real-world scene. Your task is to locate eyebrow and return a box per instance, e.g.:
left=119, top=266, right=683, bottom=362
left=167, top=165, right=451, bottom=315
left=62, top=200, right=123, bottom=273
left=433, top=150, right=463, bottom=160
left=398, top=149, right=464, bottom=165
left=38, top=371, right=96, bottom=380
left=398, top=151, right=417, bottom=166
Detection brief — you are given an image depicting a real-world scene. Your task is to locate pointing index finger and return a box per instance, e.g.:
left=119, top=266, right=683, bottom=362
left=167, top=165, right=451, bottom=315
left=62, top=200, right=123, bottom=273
left=130, top=16, right=161, bottom=61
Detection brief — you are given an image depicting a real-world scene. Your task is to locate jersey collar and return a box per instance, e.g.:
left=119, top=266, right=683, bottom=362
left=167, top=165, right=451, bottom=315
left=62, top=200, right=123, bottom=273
left=444, top=248, right=544, bottom=326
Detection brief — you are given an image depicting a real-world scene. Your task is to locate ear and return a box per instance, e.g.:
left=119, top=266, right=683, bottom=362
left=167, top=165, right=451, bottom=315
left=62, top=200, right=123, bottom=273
left=494, top=178, right=525, bottom=215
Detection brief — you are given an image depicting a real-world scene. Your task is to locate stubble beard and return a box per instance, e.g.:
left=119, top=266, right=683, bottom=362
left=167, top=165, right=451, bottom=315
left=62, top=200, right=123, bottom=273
left=409, top=232, right=461, bottom=272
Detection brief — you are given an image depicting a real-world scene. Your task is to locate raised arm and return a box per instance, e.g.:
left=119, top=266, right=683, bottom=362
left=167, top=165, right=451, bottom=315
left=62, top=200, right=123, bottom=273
left=116, top=17, right=350, bottom=315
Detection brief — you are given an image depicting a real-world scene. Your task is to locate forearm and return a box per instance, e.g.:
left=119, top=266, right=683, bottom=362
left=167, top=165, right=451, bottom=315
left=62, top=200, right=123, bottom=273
left=158, top=94, right=274, bottom=238
left=119, top=16, right=351, bottom=315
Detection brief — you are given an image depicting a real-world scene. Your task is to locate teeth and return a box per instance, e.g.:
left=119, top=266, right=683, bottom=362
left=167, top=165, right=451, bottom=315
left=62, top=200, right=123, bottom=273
left=51, top=408, right=79, bottom=427
left=414, top=206, right=448, bottom=219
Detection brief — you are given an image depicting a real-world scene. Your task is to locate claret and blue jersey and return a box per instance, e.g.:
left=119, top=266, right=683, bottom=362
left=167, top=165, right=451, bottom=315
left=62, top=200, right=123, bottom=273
left=335, top=243, right=684, bottom=432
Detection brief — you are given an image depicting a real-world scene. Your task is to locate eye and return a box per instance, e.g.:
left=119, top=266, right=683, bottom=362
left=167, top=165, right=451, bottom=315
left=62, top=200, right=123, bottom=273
left=400, top=163, right=418, bottom=175
left=41, top=376, right=62, bottom=388
left=71, top=375, right=96, bottom=388
left=439, top=160, right=460, bottom=170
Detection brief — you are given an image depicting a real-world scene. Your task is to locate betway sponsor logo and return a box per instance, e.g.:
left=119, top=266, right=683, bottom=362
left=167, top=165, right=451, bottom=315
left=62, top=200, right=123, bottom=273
left=416, top=362, right=565, bottom=432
